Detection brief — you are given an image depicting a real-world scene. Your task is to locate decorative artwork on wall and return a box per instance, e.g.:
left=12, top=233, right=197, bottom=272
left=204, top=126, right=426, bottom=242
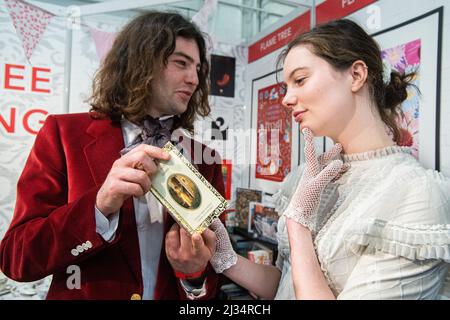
left=255, top=83, right=291, bottom=182
left=381, top=39, right=421, bottom=157
left=373, top=7, right=443, bottom=170
left=250, top=71, right=300, bottom=194
left=210, top=54, right=236, bottom=97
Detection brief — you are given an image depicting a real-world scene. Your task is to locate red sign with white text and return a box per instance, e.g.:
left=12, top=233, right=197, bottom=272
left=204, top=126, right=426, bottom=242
left=248, top=0, right=377, bottom=63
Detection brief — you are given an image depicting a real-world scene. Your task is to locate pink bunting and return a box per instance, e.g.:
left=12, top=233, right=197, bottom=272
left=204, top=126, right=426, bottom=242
left=88, top=27, right=116, bottom=62
left=5, top=0, right=53, bottom=61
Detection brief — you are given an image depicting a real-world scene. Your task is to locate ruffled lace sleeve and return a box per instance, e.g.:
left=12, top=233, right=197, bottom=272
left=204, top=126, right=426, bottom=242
left=345, top=168, right=450, bottom=263
left=335, top=167, right=450, bottom=299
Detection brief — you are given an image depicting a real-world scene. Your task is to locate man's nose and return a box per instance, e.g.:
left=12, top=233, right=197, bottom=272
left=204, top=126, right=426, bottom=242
left=185, top=67, right=199, bottom=86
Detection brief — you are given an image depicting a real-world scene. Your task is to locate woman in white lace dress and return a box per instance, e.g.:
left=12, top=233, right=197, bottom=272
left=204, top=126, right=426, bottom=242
left=208, top=19, right=450, bottom=300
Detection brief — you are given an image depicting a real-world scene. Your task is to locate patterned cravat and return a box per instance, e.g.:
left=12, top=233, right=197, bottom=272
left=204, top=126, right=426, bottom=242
left=120, top=115, right=174, bottom=224
left=120, top=115, right=174, bottom=155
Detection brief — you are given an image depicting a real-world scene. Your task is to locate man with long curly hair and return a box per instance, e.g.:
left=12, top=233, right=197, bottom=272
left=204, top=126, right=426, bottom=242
left=0, top=11, right=224, bottom=300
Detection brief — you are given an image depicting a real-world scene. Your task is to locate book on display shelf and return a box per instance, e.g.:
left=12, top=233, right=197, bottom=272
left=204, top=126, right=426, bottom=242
left=234, top=188, right=262, bottom=229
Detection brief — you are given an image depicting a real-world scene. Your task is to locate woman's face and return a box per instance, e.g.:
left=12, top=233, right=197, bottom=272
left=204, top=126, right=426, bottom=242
left=282, top=45, right=355, bottom=138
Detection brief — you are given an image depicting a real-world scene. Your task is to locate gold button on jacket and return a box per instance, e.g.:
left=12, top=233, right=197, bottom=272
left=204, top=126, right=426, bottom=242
left=130, top=293, right=141, bottom=300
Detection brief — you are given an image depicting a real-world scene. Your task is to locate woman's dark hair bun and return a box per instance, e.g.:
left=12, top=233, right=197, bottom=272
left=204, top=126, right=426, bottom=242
left=384, top=71, right=417, bottom=110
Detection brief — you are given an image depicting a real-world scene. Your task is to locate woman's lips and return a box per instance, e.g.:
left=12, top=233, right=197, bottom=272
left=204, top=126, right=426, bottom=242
left=293, top=110, right=306, bottom=122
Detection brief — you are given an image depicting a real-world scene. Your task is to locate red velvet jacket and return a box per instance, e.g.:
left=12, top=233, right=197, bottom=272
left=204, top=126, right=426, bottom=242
left=0, top=113, right=225, bottom=300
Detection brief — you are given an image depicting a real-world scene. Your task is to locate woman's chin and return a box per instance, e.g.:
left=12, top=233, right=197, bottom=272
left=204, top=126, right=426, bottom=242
left=299, top=122, right=307, bottom=130
left=299, top=123, right=314, bottom=133
left=299, top=125, right=326, bottom=138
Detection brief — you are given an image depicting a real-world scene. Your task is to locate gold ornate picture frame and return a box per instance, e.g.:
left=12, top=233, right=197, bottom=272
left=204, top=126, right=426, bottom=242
left=150, top=142, right=228, bottom=235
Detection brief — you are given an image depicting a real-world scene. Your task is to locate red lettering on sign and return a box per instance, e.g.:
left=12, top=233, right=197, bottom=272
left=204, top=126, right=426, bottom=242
left=31, top=67, right=51, bottom=93
left=2, top=64, right=52, bottom=93
left=0, top=107, right=48, bottom=135
left=248, top=0, right=377, bottom=63
left=4, top=64, right=25, bottom=91
left=342, top=0, right=356, bottom=8
left=23, top=109, right=48, bottom=134
left=0, top=107, right=16, bottom=133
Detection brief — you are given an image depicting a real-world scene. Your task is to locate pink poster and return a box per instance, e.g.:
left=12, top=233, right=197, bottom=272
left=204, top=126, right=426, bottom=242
left=381, top=39, right=421, bottom=158
left=256, top=83, right=291, bottom=182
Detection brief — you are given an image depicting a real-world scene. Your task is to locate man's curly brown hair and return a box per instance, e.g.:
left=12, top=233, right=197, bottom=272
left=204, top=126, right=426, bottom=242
left=89, top=11, right=210, bottom=132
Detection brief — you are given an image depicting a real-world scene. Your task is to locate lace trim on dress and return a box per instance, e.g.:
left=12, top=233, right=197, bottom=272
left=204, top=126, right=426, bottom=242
left=345, top=219, right=450, bottom=262
left=342, top=146, right=411, bottom=162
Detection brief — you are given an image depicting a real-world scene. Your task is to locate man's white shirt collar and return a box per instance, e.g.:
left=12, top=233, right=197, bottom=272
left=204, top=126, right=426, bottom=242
left=120, top=117, right=165, bottom=224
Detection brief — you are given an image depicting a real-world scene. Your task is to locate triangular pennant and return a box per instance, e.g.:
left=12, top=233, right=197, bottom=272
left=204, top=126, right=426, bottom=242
left=191, top=0, right=217, bottom=33
left=191, top=0, right=217, bottom=53
left=88, top=27, right=116, bottom=62
left=5, top=0, right=53, bottom=61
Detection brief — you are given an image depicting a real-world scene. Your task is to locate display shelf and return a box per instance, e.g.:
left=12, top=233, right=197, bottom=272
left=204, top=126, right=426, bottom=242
left=231, top=227, right=278, bottom=265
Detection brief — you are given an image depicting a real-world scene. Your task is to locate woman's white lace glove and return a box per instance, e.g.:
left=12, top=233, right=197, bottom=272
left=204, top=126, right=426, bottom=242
left=283, top=128, right=349, bottom=232
left=209, top=218, right=238, bottom=273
